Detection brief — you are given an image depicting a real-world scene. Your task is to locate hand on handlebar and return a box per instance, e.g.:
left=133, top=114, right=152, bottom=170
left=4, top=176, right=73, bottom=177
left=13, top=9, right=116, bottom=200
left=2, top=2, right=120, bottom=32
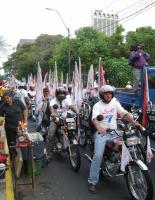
left=51, top=113, right=57, bottom=120
left=133, top=121, right=144, bottom=131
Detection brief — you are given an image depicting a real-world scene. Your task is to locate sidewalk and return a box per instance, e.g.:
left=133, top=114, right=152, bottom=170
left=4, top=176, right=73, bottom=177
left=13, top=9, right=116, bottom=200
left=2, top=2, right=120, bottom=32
left=0, top=123, right=15, bottom=200
left=0, top=158, right=15, bottom=200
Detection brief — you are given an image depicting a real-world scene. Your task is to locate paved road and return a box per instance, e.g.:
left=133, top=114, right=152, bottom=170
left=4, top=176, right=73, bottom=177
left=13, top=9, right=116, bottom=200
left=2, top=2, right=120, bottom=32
left=15, top=120, right=155, bottom=200
left=15, top=143, right=155, bottom=200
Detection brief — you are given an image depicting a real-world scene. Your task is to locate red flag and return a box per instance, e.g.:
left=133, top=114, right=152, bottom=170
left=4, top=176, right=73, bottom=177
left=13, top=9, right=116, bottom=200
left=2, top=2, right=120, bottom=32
left=99, top=57, right=106, bottom=87
left=142, top=69, right=149, bottom=128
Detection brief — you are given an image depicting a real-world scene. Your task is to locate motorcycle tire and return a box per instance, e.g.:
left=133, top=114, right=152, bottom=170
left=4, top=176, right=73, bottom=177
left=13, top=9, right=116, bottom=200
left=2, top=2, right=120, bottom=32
left=125, top=162, right=153, bottom=200
left=68, top=143, right=81, bottom=172
left=78, top=129, right=87, bottom=147
left=136, top=144, right=146, bottom=164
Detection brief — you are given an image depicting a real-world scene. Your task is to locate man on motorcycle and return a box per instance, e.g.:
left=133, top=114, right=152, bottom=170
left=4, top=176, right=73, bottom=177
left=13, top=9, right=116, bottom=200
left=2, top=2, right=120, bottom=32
left=40, top=87, right=52, bottom=140
left=47, top=87, right=74, bottom=158
left=88, top=84, right=142, bottom=194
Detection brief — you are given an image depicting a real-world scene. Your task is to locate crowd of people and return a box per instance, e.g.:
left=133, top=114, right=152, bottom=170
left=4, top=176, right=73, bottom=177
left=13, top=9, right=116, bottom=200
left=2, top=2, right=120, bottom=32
left=0, top=44, right=150, bottom=194
left=0, top=79, right=144, bottom=194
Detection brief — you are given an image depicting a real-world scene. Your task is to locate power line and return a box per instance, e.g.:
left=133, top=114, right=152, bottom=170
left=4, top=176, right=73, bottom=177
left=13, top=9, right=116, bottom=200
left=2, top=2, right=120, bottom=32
left=121, top=4, right=155, bottom=27
left=98, top=1, right=155, bottom=32
left=101, top=0, right=120, bottom=11
left=118, top=0, right=152, bottom=15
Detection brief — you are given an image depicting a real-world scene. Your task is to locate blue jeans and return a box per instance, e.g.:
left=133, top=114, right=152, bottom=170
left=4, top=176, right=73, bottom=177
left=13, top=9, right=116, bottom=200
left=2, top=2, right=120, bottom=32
left=88, top=132, right=117, bottom=185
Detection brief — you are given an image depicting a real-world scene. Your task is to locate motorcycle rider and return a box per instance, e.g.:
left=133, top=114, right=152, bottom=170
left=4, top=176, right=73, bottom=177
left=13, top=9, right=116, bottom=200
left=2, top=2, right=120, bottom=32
left=47, top=87, right=74, bottom=158
left=27, top=85, right=36, bottom=100
left=88, top=84, right=142, bottom=194
left=40, top=87, right=52, bottom=141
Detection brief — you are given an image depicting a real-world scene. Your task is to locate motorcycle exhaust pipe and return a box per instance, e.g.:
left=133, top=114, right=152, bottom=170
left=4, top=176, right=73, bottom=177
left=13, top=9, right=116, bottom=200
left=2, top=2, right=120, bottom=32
left=84, top=154, right=103, bottom=171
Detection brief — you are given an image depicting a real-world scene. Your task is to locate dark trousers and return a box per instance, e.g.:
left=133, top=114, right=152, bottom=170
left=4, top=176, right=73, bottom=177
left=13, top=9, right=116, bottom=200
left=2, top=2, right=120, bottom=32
left=5, top=127, right=18, bottom=159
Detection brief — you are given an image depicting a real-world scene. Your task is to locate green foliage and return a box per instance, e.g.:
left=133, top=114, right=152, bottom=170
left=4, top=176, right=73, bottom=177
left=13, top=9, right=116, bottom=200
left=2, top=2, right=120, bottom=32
left=2, top=25, right=155, bottom=87
left=104, top=57, right=133, bottom=87
left=3, top=34, right=62, bottom=79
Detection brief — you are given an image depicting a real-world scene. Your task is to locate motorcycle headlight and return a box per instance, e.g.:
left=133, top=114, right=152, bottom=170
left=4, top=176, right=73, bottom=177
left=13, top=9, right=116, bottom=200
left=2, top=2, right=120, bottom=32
left=18, top=135, right=26, bottom=143
left=126, top=136, right=141, bottom=146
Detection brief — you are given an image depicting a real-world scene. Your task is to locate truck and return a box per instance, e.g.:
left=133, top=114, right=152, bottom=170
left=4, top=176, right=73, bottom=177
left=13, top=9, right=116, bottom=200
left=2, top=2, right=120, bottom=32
left=115, top=66, right=155, bottom=139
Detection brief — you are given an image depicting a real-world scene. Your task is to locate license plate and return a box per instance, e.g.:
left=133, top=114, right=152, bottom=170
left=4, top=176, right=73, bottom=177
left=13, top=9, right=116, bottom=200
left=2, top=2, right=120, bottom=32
left=66, top=118, right=75, bottom=123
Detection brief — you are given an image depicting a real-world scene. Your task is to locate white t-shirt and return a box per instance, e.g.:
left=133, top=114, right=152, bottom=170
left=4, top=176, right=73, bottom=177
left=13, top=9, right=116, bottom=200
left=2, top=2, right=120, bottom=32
left=50, top=97, right=72, bottom=116
left=92, top=98, right=128, bottom=130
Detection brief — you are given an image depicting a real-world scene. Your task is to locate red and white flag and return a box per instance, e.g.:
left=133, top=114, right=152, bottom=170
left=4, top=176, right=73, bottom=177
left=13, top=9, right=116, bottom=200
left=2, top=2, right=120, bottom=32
left=142, top=68, right=149, bottom=128
left=146, top=136, right=153, bottom=163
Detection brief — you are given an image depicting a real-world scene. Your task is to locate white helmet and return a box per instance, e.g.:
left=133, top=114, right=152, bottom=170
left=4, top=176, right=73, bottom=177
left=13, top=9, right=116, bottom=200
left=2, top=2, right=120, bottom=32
left=99, top=85, right=115, bottom=100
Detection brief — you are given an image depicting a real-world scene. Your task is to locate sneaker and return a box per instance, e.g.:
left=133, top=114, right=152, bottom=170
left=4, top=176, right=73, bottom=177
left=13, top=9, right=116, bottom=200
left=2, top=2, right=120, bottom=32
left=88, top=184, right=97, bottom=194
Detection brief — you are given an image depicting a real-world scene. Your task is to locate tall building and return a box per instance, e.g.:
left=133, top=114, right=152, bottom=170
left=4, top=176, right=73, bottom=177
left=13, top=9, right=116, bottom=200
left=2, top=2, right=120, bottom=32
left=92, top=10, right=119, bottom=36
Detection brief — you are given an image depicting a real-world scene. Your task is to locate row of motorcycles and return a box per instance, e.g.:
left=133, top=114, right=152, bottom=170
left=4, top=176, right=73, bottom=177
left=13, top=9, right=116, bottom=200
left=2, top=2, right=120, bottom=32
left=29, top=96, right=154, bottom=200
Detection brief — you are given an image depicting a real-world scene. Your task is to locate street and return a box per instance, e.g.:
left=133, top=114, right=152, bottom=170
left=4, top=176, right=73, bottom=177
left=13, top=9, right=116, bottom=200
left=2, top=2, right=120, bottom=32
left=15, top=133, right=155, bottom=200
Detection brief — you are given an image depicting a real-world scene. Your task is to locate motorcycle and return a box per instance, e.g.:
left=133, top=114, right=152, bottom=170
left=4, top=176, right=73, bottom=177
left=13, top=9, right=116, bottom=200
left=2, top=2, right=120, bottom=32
left=49, top=105, right=81, bottom=172
left=78, top=96, right=98, bottom=147
left=131, top=98, right=155, bottom=140
left=84, top=115, right=153, bottom=200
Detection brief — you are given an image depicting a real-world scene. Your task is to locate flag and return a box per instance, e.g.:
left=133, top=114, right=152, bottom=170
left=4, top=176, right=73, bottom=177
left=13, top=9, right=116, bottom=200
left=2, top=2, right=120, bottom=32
left=43, top=72, right=48, bottom=88
left=72, top=60, right=83, bottom=112
left=98, top=57, right=106, bottom=87
left=35, top=62, right=43, bottom=113
left=53, top=61, right=58, bottom=95
left=146, top=136, right=153, bottom=163
left=48, top=70, right=53, bottom=97
left=87, top=64, right=94, bottom=96
left=77, top=57, right=83, bottom=109
left=142, top=68, right=149, bottom=128
left=121, top=142, right=133, bottom=172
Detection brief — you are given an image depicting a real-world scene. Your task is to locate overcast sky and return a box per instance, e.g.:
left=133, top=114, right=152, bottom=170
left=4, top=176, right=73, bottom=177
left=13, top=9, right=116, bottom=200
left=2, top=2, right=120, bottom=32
left=0, top=0, right=155, bottom=62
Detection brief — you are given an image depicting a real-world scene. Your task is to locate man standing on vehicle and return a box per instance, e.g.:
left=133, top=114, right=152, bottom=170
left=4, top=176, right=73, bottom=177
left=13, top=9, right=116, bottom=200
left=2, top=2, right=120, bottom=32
left=129, top=44, right=150, bottom=91
left=88, top=85, right=142, bottom=194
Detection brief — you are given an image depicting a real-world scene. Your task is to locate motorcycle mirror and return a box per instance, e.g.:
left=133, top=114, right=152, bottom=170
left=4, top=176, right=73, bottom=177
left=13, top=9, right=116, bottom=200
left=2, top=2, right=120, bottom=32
left=53, top=104, right=58, bottom=109
left=96, top=115, right=104, bottom=121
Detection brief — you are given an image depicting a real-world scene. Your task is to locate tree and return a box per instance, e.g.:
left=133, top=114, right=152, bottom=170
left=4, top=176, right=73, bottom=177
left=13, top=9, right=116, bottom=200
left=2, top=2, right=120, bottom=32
left=104, top=57, right=132, bottom=87
left=49, top=27, right=110, bottom=79
left=3, top=34, right=63, bottom=79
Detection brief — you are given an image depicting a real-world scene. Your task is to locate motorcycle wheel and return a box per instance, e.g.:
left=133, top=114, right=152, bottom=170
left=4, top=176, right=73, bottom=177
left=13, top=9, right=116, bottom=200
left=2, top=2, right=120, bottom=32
left=135, top=144, right=146, bottom=164
left=68, top=143, right=81, bottom=172
left=126, top=162, right=153, bottom=200
left=148, top=123, right=155, bottom=140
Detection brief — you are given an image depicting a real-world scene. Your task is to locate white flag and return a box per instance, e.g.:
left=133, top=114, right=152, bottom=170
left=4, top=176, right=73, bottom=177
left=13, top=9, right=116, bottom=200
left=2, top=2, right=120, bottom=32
left=87, top=64, right=94, bottom=96
left=147, top=136, right=153, bottom=163
left=35, top=62, right=43, bottom=113
left=121, top=142, right=133, bottom=172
